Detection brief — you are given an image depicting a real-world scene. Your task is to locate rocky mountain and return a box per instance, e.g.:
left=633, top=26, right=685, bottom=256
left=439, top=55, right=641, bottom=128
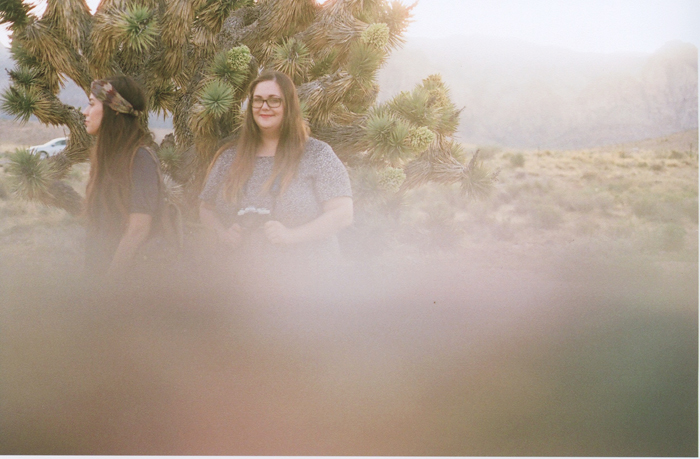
left=1, top=36, right=697, bottom=149
left=378, top=36, right=698, bottom=149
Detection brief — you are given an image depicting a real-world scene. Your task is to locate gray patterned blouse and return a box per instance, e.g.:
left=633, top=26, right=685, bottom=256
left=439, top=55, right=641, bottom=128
left=199, top=137, right=352, bottom=260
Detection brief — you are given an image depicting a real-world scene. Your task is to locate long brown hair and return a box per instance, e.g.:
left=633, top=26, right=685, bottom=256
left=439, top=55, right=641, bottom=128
left=220, top=70, right=309, bottom=202
left=85, top=75, right=150, bottom=231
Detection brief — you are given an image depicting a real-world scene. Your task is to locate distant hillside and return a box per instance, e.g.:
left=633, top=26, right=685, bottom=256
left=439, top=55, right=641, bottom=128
left=1, top=37, right=697, bottom=149
left=600, top=128, right=698, bottom=154
left=379, top=36, right=698, bottom=149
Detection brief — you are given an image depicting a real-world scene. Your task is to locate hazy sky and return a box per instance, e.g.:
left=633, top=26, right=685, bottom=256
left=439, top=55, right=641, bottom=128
left=1, top=0, right=698, bottom=54
left=407, top=0, right=700, bottom=53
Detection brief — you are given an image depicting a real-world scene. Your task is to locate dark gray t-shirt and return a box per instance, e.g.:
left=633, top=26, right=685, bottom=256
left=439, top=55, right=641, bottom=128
left=85, top=147, right=161, bottom=274
left=130, top=147, right=160, bottom=215
left=199, top=137, right=352, bottom=261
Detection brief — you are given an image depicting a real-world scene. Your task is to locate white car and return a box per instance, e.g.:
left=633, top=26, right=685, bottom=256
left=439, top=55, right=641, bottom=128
left=29, top=137, right=67, bottom=158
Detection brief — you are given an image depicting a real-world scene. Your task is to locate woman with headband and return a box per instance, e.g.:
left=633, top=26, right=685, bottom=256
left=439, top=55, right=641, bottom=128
left=82, top=75, right=161, bottom=278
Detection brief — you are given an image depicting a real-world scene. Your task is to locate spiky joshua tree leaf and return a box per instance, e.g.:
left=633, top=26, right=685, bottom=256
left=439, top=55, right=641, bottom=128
left=1, top=85, right=50, bottom=123
left=272, top=38, right=312, bottom=84
left=5, top=148, right=51, bottom=200
left=199, top=80, right=235, bottom=118
left=361, top=23, right=390, bottom=49
left=118, top=5, right=159, bottom=54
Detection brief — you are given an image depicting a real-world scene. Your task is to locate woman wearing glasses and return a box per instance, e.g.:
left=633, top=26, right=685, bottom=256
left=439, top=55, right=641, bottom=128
left=199, top=71, right=353, bottom=269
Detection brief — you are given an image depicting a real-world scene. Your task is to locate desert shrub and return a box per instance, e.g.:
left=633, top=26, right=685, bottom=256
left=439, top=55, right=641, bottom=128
left=377, top=167, right=406, bottom=194
left=463, top=198, right=493, bottom=226
left=632, top=193, right=694, bottom=224
left=683, top=198, right=698, bottom=223
left=476, top=145, right=502, bottom=161
left=581, top=171, right=598, bottom=181
left=5, top=149, right=50, bottom=200
left=502, top=183, right=524, bottom=202
left=572, top=198, right=596, bottom=214
left=632, top=197, right=661, bottom=220
left=510, top=178, right=553, bottom=200
left=594, top=193, right=615, bottom=215
left=659, top=194, right=699, bottom=224
left=0, top=177, right=8, bottom=200
left=637, top=223, right=689, bottom=253
left=669, top=151, right=684, bottom=160
left=349, top=166, right=401, bottom=210
left=574, top=216, right=600, bottom=236
left=532, top=204, right=563, bottom=230
left=607, top=221, right=635, bottom=239
left=491, top=219, right=515, bottom=241
left=593, top=158, right=611, bottom=169
left=416, top=203, right=463, bottom=249
left=340, top=208, right=398, bottom=260
left=534, top=178, right=555, bottom=195
left=397, top=190, right=464, bottom=250
left=157, top=145, right=184, bottom=179
left=510, top=152, right=525, bottom=168
left=650, top=162, right=664, bottom=171
left=494, top=190, right=514, bottom=205
left=66, top=163, right=90, bottom=186
left=559, top=191, right=595, bottom=214
left=659, top=223, right=686, bottom=252
left=607, top=179, right=633, bottom=194
left=344, top=181, right=473, bottom=256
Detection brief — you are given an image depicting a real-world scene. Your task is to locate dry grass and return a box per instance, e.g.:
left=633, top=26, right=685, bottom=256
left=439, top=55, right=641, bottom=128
left=0, top=125, right=697, bottom=455
left=444, top=129, right=699, bottom=267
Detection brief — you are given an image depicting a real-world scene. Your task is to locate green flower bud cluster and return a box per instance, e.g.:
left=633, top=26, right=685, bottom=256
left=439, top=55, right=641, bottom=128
left=361, top=23, right=390, bottom=49
left=378, top=167, right=406, bottom=193
left=210, top=45, right=252, bottom=88
left=421, top=75, right=452, bottom=108
left=227, top=45, right=252, bottom=74
left=406, top=126, right=435, bottom=151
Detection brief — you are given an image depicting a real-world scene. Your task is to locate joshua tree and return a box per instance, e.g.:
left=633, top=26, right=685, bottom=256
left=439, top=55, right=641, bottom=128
left=0, top=0, right=495, bottom=217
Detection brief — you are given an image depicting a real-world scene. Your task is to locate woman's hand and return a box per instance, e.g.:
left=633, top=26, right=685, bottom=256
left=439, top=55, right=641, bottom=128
left=218, top=223, right=243, bottom=249
left=200, top=202, right=243, bottom=250
left=264, top=196, right=353, bottom=245
left=264, top=220, right=297, bottom=245
left=107, top=212, right=152, bottom=278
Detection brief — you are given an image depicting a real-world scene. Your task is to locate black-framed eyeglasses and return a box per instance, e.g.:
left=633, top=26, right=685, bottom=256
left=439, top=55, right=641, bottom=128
left=252, top=96, right=283, bottom=109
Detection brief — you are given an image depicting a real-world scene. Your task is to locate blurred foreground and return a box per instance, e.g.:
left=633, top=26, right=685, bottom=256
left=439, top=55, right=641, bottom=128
left=0, top=129, right=697, bottom=454
left=0, top=241, right=696, bottom=455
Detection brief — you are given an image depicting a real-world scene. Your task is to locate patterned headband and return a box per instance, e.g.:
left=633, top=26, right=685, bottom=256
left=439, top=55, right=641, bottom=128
left=90, top=80, right=141, bottom=116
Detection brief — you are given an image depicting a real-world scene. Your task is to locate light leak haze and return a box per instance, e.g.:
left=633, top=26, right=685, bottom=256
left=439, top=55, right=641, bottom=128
left=1, top=0, right=698, bottom=53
